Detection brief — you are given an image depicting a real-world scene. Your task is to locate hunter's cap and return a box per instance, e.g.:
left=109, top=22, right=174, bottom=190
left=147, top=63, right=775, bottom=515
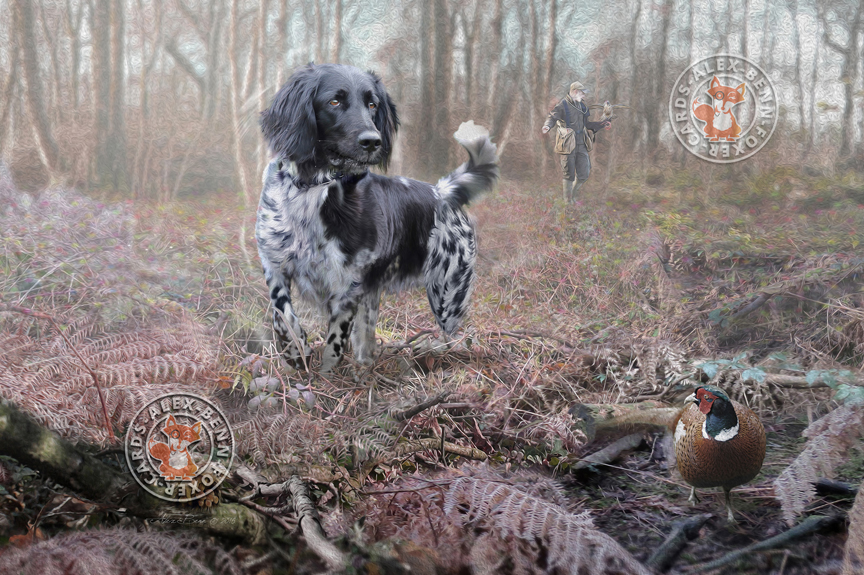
left=570, top=81, right=589, bottom=94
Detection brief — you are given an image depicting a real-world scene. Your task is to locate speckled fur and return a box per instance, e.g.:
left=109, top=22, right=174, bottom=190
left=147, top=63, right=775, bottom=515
left=674, top=400, right=766, bottom=490
left=255, top=64, right=498, bottom=372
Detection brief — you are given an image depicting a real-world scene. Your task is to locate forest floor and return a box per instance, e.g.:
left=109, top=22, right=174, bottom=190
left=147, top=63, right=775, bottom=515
left=1, top=162, right=864, bottom=574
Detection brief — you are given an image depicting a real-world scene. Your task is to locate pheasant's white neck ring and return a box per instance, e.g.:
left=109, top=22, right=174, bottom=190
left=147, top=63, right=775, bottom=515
left=703, top=420, right=739, bottom=442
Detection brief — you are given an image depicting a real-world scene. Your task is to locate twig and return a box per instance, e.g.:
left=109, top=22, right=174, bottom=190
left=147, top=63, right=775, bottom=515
left=730, top=292, right=771, bottom=321
left=646, top=514, right=712, bottom=573
left=686, top=515, right=842, bottom=573
left=286, top=475, right=348, bottom=572
left=0, top=304, right=115, bottom=442
left=393, top=392, right=451, bottom=421
left=394, top=438, right=488, bottom=461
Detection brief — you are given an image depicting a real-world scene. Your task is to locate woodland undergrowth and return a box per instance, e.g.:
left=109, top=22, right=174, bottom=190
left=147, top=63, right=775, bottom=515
left=2, top=160, right=864, bottom=573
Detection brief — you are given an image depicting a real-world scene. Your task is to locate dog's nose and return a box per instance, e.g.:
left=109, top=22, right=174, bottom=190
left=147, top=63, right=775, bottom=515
left=358, top=131, right=381, bottom=152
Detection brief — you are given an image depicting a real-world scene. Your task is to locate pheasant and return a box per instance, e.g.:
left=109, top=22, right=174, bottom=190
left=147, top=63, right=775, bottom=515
left=673, top=385, right=766, bottom=522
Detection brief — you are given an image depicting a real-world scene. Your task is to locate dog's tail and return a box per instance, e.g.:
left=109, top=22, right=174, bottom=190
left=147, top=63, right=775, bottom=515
left=434, top=132, right=499, bottom=208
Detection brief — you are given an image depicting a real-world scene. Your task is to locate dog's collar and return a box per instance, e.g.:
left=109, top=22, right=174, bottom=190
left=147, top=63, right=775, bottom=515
left=279, top=160, right=368, bottom=188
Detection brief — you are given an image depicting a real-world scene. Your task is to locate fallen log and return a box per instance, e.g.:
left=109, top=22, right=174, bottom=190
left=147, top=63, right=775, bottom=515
left=569, top=401, right=680, bottom=442
left=567, top=433, right=645, bottom=471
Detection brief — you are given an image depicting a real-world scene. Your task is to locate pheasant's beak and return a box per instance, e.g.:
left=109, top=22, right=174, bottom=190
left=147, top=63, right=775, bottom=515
left=685, top=392, right=698, bottom=406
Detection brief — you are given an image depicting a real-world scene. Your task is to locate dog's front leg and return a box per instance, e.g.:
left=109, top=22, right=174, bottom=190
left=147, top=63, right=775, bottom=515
left=265, top=270, right=311, bottom=370
left=320, top=298, right=358, bottom=373
left=351, top=289, right=381, bottom=365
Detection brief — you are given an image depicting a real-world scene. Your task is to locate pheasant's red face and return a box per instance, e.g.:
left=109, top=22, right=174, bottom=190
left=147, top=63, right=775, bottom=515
left=695, top=388, right=718, bottom=415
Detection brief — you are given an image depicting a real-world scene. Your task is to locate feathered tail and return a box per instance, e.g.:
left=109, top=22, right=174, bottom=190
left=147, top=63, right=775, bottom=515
left=434, top=132, right=499, bottom=207
left=423, top=126, right=498, bottom=335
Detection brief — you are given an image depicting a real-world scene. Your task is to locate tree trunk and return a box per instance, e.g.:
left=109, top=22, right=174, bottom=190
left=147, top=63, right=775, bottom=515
left=542, top=0, right=557, bottom=104
left=646, top=0, right=672, bottom=156
left=64, top=0, right=84, bottom=110
left=109, top=0, right=128, bottom=190
left=431, top=0, right=453, bottom=174
left=13, top=0, right=62, bottom=176
left=315, top=0, right=325, bottom=63
left=277, top=0, right=289, bottom=85
left=0, top=49, right=20, bottom=160
left=627, top=0, right=642, bottom=153
left=759, top=0, right=771, bottom=65
left=38, top=3, right=64, bottom=124
left=229, top=0, right=253, bottom=207
left=330, top=0, right=342, bottom=62
left=789, top=0, right=804, bottom=137
left=92, top=0, right=112, bottom=184
left=257, top=0, right=270, bottom=179
left=204, top=0, right=224, bottom=121
left=806, top=23, right=819, bottom=155
left=485, top=0, right=503, bottom=122
left=417, top=0, right=434, bottom=176
left=464, top=1, right=480, bottom=114
left=819, top=1, right=863, bottom=157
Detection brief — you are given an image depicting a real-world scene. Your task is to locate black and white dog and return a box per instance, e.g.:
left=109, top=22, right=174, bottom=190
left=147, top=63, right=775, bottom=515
left=255, top=63, right=498, bottom=372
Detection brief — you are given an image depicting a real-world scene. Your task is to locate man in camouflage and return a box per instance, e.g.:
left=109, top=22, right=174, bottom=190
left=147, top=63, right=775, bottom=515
left=542, top=81, right=611, bottom=203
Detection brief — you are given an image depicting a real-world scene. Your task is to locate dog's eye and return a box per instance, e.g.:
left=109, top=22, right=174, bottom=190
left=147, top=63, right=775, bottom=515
left=329, top=99, right=340, bottom=107
left=368, top=102, right=377, bottom=110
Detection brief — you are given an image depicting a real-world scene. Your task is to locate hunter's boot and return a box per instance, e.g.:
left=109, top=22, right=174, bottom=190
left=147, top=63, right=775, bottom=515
left=563, top=179, right=573, bottom=202
left=571, top=179, right=586, bottom=203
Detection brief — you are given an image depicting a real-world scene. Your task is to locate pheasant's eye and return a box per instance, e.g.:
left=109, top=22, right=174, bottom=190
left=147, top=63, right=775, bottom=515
left=329, top=99, right=340, bottom=107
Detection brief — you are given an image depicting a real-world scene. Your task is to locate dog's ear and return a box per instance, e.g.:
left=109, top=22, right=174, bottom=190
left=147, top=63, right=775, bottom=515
left=261, top=64, right=319, bottom=165
left=369, top=71, right=399, bottom=172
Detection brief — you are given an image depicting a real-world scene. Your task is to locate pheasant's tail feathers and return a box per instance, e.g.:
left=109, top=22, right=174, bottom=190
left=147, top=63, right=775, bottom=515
left=435, top=128, right=499, bottom=208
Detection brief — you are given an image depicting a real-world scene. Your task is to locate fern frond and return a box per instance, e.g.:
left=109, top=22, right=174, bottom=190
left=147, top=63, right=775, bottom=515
left=774, top=405, right=864, bottom=524
left=844, top=478, right=864, bottom=575
left=0, top=528, right=243, bottom=575
left=444, top=477, right=650, bottom=575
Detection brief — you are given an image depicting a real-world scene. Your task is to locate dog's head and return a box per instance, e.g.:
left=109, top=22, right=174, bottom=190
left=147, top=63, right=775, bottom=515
left=261, top=63, right=399, bottom=177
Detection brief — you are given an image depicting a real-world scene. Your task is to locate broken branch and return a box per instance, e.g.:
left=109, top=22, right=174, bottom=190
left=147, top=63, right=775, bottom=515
left=286, top=475, right=348, bottom=571
left=646, top=514, right=712, bottom=573
left=393, top=392, right=451, bottom=421
left=568, top=433, right=645, bottom=471
left=687, top=515, right=842, bottom=573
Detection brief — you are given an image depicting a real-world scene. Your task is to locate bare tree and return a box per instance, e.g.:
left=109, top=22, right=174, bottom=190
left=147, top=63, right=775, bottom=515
left=64, top=0, right=85, bottom=110
left=13, top=0, right=62, bottom=176
left=330, top=0, right=342, bottom=63
left=0, top=48, right=20, bottom=159
left=228, top=0, right=252, bottom=207
left=109, top=0, right=128, bottom=189
left=818, top=0, right=862, bottom=157
left=646, top=0, right=672, bottom=156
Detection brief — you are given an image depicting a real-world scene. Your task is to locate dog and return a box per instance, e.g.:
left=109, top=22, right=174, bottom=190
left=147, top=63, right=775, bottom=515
left=255, top=63, right=499, bottom=372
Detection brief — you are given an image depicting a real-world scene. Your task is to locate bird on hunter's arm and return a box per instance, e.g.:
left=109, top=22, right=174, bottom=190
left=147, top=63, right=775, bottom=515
left=590, top=101, right=630, bottom=122
left=673, top=384, right=766, bottom=523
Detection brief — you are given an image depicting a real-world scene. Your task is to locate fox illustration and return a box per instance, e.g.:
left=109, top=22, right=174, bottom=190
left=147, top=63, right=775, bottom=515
left=692, top=76, right=746, bottom=142
left=147, top=415, right=202, bottom=480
